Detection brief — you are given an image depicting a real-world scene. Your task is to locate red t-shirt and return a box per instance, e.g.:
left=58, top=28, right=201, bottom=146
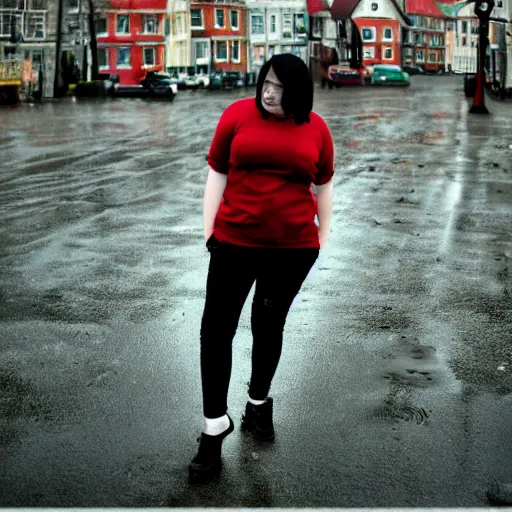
left=207, top=97, right=335, bottom=248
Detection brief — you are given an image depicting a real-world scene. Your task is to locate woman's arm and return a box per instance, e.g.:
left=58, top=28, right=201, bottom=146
left=204, top=168, right=228, bottom=241
left=314, top=179, right=334, bottom=248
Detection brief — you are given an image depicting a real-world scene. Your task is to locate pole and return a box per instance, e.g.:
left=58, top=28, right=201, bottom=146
left=54, top=0, right=64, bottom=97
left=469, top=0, right=495, bottom=113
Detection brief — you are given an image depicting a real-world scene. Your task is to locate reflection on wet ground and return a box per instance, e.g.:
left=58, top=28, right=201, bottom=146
left=0, top=77, right=512, bottom=507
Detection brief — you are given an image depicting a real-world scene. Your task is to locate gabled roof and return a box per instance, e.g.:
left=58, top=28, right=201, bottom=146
left=330, top=0, right=412, bottom=24
left=329, top=0, right=361, bottom=19
left=405, top=0, right=458, bottom=17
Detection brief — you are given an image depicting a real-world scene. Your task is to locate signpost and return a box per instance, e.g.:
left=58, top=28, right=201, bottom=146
left=469, top=0, right=495, bottom=113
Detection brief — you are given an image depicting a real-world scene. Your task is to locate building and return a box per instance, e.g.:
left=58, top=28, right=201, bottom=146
left=245, top=0, right=309, bottom=76
left=444, top=5, right=478, bottom=73
left=0, top=0, right=57, bottom=98
left=166, top=0, right=191, bottom=69
left=96, top=0, right=167, bottom=85
left=403, top=0, right=447, bottom=72
left=308, top=0, right=363, bottom=83
left=189, top=0, right=249, bottom=75
left=488, top=0, right=512, bottom=92
left=59, top=0, right=93, bottom=85
left=352, top=0, right=411, bottom=67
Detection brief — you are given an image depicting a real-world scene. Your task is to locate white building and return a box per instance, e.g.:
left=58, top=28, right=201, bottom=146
left=166, top=0, right=192, bottom=69
left=489, top=0, right=512, bottom=91
left=245, top=0, right=309, bottom=75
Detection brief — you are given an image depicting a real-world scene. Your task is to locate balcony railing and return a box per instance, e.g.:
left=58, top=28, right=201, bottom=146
left=0, top=9, right=46, bottom=40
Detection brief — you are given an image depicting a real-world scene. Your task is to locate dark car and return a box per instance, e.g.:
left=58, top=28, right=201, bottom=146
left=107, top=72, right=177, bottom=100
left=322, top=65, right=364, bottom=88
left=402, top=65, right=425, bottom=75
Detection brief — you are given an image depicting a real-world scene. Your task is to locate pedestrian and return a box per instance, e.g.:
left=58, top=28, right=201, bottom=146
left=189, top=53, right=335, bottom=482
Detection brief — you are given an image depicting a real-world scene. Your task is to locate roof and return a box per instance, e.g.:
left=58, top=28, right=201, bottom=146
left=330, top=0, right=412, bottom=24
left=307, top=0, right=331, bottom=14
left=405, top=0, right=462, bottom=17
left=329, top=0, right=361, bottom=19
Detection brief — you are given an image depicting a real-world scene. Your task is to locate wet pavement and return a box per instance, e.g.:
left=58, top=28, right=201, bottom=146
left=1, top=77, right=511, bottom=507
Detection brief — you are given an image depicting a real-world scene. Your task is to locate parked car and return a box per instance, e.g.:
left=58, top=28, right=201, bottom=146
left=208, top=70, right=245, bottom=90
left=370, top=65, right=411, bottom=86
left=107, top=72, right=178, bottom=99
left=322, top=65, right=364, bottom=88
left=402, top=64, right=425, bottom=75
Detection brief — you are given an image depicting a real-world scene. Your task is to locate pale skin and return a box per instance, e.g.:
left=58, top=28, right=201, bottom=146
left=204, top=66, right=334, bottom=248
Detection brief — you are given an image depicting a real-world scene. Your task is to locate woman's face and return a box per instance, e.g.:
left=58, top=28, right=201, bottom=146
left=261, top=66, right=285, bottom=116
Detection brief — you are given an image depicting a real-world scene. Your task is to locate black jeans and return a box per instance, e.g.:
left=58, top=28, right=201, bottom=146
left=200, top=235, right=319, bottom=419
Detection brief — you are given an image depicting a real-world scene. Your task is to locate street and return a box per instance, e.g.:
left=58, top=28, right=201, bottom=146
left=1, top=76, right=511, bottom=507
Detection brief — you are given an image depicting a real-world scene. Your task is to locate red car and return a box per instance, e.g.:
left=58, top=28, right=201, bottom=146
left=322, top=65, right=364, bottom=88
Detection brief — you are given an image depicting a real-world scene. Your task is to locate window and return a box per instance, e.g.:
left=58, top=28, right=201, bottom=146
left=216, top=41, right=227, bottom=61
left=383, top=27, right=393, bottom=41
left=363, top=46, right=375, bottom=59
left=294, top=13, right=306, bottom=36
left=268, top=45, right=275, bottom=58
left=282, top=14, right=292, bottom=38
left=429, top=51, right=436, bottom=62
left=231, top=40, right=240, bottom=62
left=0, top=13, right=22, bottom=37
left=252, top=14, right=264, bottom=34
left=311, top=16, right=322, bottom=38
left=384, top=47, right=393, bottom=59
left=190, top=9, right=203, bottom=28
left=116, top=15, right=130, bottom=34
left=117, top=47, right=131, bottom=67
left=462, top=35, right=467, bottom=46
left=98, top=48, right=108, bottom=69
left=68, top=0, right=79, bottom=10
left=415, top=32, right=422, bottom=45
left=25, top=13, right=45, bottom=39
left=362, top=27, right=376, bottom=41
left=270, top=14, right=276, bottom=33
left=462, top=21, right=468, bottom=32
left=371, top=2, right=378, bottom=10
left=195, top=41, right=208, bottom=59
left=143, top=15, right=158, bottom=34
left=215, top=9, right=225, bottom=28
left=29, top=0, right=48, bottom=8
left=144, top=47, right=155, bottom=66
left=95, top=17, right=107, bottom=35
left=416, top=49, right=424, bottom=62
left=230, top=10, right=239, bottom=30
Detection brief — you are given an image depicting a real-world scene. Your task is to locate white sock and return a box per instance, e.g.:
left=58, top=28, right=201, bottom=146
left=203, top=414, right=230, bottom=436
left=248, top=394, right=267, bottom=406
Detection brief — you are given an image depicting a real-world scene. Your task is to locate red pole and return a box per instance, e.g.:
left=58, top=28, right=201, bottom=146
left=469, top=0, right=494, bottom=114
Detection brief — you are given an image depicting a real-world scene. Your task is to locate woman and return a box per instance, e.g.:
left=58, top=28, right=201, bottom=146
left=189, top=53, right=335, bottom=482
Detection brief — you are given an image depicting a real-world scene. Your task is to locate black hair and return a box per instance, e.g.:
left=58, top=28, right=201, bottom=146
left=255, top=53, right=313, bottom=125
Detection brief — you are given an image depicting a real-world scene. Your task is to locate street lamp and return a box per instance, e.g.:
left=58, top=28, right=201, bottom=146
left=469, top=0, right=495, bottom=114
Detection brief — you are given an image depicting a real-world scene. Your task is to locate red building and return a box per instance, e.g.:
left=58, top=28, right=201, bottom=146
left=403, top=0, right=450, bottom=72
left=189, top=0, right=249, bottom=74
left=96, top=0, right=167, bottom=85
left=351, top=0, right=411, bottom=68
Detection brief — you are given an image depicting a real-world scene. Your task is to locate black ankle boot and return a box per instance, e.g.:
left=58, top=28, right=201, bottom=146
left=241, top=397, right=275, bottom=441
left=189, top=415, right=234, bottom=482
